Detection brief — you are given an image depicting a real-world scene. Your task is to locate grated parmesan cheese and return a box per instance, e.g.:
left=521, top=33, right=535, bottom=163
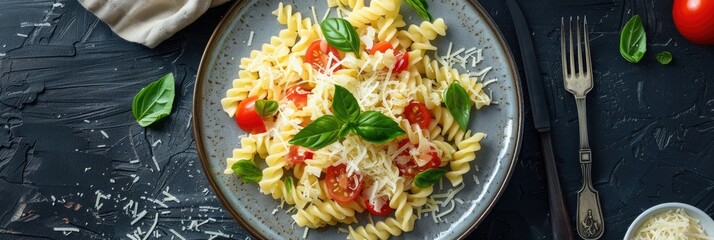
left=632, top=208, right=712, bottom=240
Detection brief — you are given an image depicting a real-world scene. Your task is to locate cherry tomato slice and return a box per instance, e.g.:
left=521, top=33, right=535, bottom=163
left=235, top=96, right=267, bottom=134
left=393, top=52, right=409, bottom=73
left=285, top=85, right=311, bottom=109
left=368, top=41, right=393, bottom=55
left=305, top=39, right=341, bottom=71
left=286, top=146, right=313, bottom=165
left=395, top=140, right=441, bottom=177
left=325, top=164, right=363, bottom=203
left=365, top=196, right=394, bottom=216
left=404, top=101, right=431, bottom=129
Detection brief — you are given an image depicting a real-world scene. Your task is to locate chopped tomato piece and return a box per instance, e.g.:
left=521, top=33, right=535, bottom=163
left=305, top=39, right=341, bottom=72
left=286, top=146, right=313, bottom=165
left=403, top=101, right=431, bottom=129
left=325, top=164, right=363, bottom=203
left=368, top=41, right=393, bottom=54
left=285, top=85, right=311, bottom=109
left=393, top=52, right=409, bottom=73
left=394, top=140, right=441, bottom=177
left=365, top=196, right=394, bottom=216
left=235, top=96, right=267, bottom=134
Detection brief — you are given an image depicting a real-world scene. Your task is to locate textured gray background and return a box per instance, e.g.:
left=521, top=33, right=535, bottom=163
left=0, top=0, right=712, bottom=239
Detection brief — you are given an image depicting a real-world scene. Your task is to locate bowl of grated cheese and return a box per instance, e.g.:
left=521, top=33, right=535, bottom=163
left=624, top=202, right=714, bottom=240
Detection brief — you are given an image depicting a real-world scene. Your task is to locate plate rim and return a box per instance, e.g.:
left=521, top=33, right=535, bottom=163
left=192, top=1, right=524, bottom=239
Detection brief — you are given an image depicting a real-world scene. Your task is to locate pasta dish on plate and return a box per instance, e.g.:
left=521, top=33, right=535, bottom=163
left=219, top=0, right=496, bottom=238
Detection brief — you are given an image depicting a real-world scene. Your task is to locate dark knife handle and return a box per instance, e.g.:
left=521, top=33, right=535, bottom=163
left=540, top=132, right=574, bottom=240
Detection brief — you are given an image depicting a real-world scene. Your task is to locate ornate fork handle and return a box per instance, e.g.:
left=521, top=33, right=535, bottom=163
left=574, top=97, right=604, bottom=239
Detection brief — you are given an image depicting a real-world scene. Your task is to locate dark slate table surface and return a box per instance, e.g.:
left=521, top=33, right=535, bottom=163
left=1, top=0, right=712, bottom=239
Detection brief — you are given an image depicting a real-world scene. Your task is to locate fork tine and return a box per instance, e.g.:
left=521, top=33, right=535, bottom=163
left=576, top=16, right=583, bottom=76
left=561, top=17, right=568, bottom=79
left=583, top=16, right=592, bottom=76
left=568, top=17, right=576, bottom=76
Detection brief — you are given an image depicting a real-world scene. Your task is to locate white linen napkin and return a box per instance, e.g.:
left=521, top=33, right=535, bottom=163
left=79, top=0, right=231, bottom=48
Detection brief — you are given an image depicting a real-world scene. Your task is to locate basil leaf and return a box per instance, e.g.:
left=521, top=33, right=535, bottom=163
left=231, top=160, right=262, bottom=183
left=443, top=82, right=472, bottom=131
left=255, top=100, right=278, bottom=118
left=353, top=111, right=405, bottom=143
left=414, top=168, right=447, bottom=188
left=332, top=85, right=361, bottom=123
left=619, top=15, right=647, bottom=63
left=320, top=18, right=360, bottom=55
left=132, top=73, right=175, bottom=127
left=655, top=51, right=672, bottom=65
left=404, top=0, right=433, bottom=22
left=289, top=115, right=343, bottom=149
left=284, top=176, right=294, bottom=194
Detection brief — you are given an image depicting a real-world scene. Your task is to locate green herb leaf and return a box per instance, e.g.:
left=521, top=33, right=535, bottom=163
left=284, top=176, right=294, bottom=194
left=443, top=82, right=472, bottom=131
left=353, top=111, right=405, bottom=143
left=655, top=51, right=672, bottom=65
left=231, top=160, right=262, bottom=183
left=414, top=168, right=447, bottom=188
left=404, top=0, right=433, bottom=22
left=132, top=73, right=175, bottom=127
left=332, top=85, right=361, bottom=123
left=320, top=18, right=360, bottom=55
left=620, top=15, right=647, bottom=63
left=289, top=115, right=343, bottom=149
left=255, top=100, right=278, bottom=118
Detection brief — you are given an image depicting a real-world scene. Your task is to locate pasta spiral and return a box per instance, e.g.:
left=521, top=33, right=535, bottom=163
left=446, top=132, right=485, bottom=186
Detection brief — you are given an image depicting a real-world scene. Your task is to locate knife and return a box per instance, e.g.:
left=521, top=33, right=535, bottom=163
left=506, top=0, right=574, bottom=239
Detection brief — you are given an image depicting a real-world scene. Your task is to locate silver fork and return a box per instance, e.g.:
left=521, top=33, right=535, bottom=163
left=561, top=16, right=604, bottom=240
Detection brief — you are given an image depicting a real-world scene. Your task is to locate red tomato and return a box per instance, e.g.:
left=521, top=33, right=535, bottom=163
left=365, top=197, right=394, bottom=216
left=305, top=39, right=341, bottom=71
left=368, top=41, right=393, bottom=54
left=285, top=85, right=311, bottom=109
left=286, top=146, right=313, bottom=165
left=673, top=0, right=714, bottom=45
left=404, top=101, right=431, bottom=129
left=325, top=164, right=363, bottom=203
left=394, top=140, right=441, bottom=177
left=392, top=52, right=409, bottom=73
left=235, top=96, right=267, bottom=134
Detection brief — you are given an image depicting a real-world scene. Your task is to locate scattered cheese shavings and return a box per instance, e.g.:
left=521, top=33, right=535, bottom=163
left=205, top=230, right=230, bottom=240
left=247, top=31, right=255, bottom=47
left=169, top=229, right=187, bottom=240
left=130, top=210, right=148, bottom=225
left=53, top=227, right=79, bottom=236
left=141, top=213, right=159, bottom=240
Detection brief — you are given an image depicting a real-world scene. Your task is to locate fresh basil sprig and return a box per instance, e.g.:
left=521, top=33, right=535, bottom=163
left=284, top=176, right=294, bottom=194
left=620, top=15, right=647, bottom=63
left=255, top=100, right=278, bottom=118
left=354, top=111, right=407, bottom=143
left=132, top=73, right=175, bottom=127
left=231, top=160, right=262, bottom=183
left=404, top=0, right=433, bottom=22
left=332, top=85, right=361, bottom=123
left=414, top=168, right=447, bottom=188
left=443, top=82, right=472, bottom=131
left=320, top=18, right=360, bottom=56
left=289, top=85, right=405, bottom=149
left=655, top=51, right=672, bottom=65
left=289, top=115, right=343, bottom=149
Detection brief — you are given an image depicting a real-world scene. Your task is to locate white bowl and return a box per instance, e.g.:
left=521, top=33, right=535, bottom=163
left=624, top=202, right=714, bottom=240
